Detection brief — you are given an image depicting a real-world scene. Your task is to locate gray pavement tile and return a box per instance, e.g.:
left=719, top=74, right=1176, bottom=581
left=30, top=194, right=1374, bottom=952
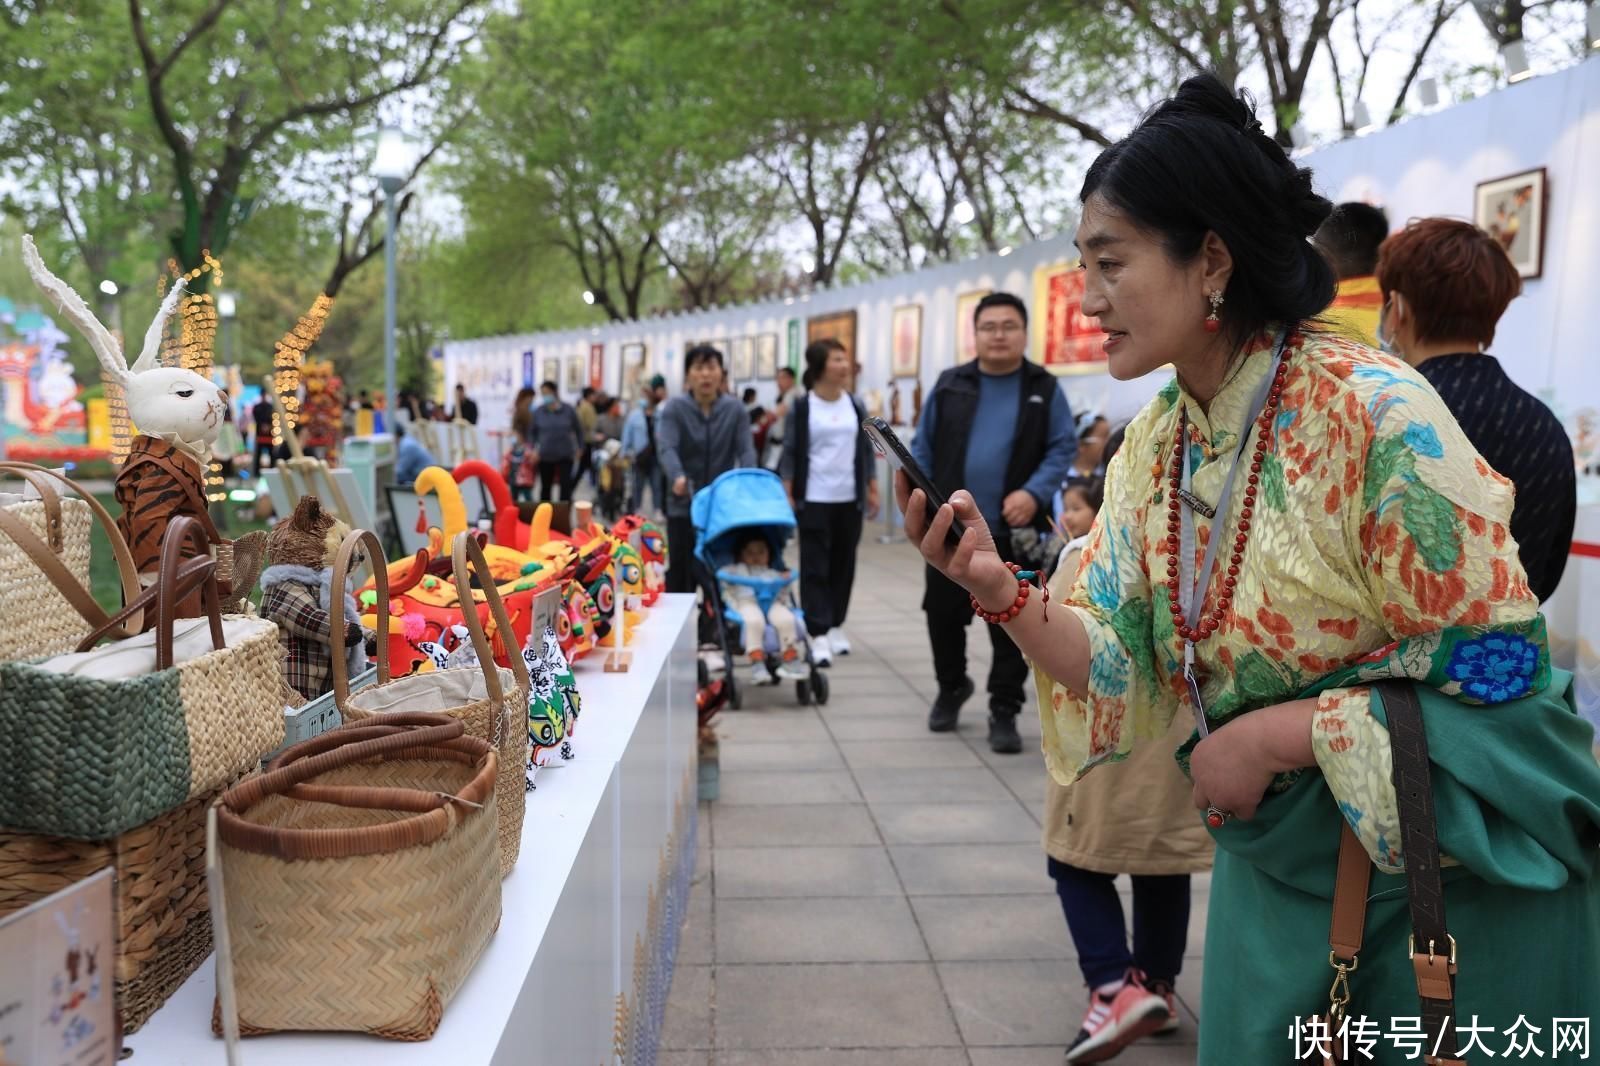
left=661, top=963, right=712, bottom=1049
left=657, top=1053, right=711, bottom=1066
left=714, top=845, right=902, bottom=898
left=840, top=738, right=987, bottom=770
left=680, top=887, right=712, bottom=965
left=718, top=771, right=864, bottom=805
left=720, top=741, right=846, bottom=772
left=966, top=1049, right=1069, bottom=1066
left=853, top=767, right=1016, bottom=805
left=715, top=896, right=929, bottom=963
left=825, top=714, right=949, bottom=741
left=890, top=844, right=1054, bottom=896
left=937, top=959, right=1081, bottom=1047
left=716, top=710, right=832, bottom=742
left=967, top=1047, right=1196, bottom=1066
left=717, top=1051, right=969, bottom=1066
left=1177, top=955, right=1202, bottom=1020
left=871, top=802, right=1039, bottom=846
left=910, top=894, right=1075, bottom=961
left=713, top=963, right=962, bottom=1049
left=714, top=803, right=881, bottom=848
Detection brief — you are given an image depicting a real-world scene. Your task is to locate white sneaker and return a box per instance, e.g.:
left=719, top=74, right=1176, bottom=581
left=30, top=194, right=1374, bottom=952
left=747, top=662, right=772, bottom=687
left=774, top=663, right=806, bottom=681
left=827, top=627, right=851, bottom=655
left=811, top=633, right=833, bottom=667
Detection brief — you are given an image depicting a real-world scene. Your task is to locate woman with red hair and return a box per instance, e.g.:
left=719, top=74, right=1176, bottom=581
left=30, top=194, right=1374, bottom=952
left=1375, top=217, right=1576, bottom=600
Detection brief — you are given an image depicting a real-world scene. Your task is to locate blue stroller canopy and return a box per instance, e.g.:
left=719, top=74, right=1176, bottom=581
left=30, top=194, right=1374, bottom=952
left=692, top=468, right=796, bottom=565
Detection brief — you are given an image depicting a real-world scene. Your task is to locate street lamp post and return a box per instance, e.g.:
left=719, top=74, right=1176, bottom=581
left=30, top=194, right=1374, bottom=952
left=371, top=126, right=411, bottom=433
left=217, top=290, right=237, bottom=369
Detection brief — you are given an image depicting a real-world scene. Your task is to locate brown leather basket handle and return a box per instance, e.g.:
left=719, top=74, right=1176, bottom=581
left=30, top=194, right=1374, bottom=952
left=217, top=714, right=498, bottom=861
left=329, top=527, right=389, bottom=711
left=0, top=461, right=145, bottom=635
left=451, top=531, right=534, bottom=729
left=76, top=554, right=216, bottom=662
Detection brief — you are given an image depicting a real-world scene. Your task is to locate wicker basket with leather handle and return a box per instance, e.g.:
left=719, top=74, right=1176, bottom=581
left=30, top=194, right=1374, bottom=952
left=213, top=713, right=500, bottom=1039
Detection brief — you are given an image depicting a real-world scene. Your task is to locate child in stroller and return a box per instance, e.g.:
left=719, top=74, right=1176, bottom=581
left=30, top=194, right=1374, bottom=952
left=717, top=530, right=803, bottom=686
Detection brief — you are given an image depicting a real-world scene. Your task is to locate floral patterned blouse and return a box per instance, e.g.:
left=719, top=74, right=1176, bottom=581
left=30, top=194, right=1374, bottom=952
left=1037, top=329, right=1539, bottom=871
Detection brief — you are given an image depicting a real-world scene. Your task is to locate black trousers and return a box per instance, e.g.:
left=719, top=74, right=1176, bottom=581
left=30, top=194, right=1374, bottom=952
left=251, top=437, right=275, bottom=478
left=666, top=512, right=697, bottom=594
left=923, top=532, right=1028, bottom=711
left=538, top=459, right=575, bottom=502
left=797, top=501, right=863, bottom=636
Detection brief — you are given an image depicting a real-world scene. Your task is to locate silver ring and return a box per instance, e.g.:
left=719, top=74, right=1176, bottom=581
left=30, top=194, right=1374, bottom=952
left=1205, top=806, right=1232, bottom=827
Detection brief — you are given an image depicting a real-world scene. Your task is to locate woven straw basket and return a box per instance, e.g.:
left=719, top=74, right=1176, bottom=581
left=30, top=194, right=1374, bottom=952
left=0, top=517, right=284, bottom=839
left=0, top=778, right=240, bottom=1033
left=214, top=714, right=501, bottom=1040
left=330, top=530, right=529, bottom=877
left=0, top=462, right=144, bottom=660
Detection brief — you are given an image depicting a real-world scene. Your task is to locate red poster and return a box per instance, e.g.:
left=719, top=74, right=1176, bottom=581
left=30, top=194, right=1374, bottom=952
left=1037, top=268, right=1107, bottom=373
left=589, top=343, right=604, bottom=391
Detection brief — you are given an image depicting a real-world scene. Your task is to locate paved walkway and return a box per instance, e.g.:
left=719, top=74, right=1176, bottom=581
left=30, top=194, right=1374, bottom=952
left=662, top=537, right=1208, bottom=1065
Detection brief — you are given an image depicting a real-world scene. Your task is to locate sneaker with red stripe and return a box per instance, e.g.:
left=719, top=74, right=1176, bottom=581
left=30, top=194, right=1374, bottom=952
left=1063, top=969, right=1173, bottom=1063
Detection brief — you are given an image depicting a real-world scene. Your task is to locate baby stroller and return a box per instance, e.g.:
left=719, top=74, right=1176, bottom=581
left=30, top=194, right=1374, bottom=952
left=692, top=468, right=828, bottom=709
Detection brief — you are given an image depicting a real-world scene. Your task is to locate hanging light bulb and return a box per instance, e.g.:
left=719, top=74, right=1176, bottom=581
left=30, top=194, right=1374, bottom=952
left=1418, top=77, right=1440, bottom=108
left=952, top=200, right=976, bottom=226
left=1353, top=101, right=1377, bottom=134
left=1501, top=39, right=1533, bottom=83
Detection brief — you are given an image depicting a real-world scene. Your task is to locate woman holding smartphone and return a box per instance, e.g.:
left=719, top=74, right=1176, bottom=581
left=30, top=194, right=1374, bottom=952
left=896, top=73, right=1600, bottom=1064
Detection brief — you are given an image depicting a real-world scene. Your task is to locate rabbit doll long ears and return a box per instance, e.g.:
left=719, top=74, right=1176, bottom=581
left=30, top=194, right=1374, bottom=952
left=21, top=235, right=128, bottom=386
left=130, top=276, right=185, bottom=374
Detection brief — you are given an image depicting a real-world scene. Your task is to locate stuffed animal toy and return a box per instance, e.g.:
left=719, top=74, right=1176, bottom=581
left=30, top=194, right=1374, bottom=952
left=22, top=237, right=235, bottom=607
left=259, top=496, right=369, bottom=703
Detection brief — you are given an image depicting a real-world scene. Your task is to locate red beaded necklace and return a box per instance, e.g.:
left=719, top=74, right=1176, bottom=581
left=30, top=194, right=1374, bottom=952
left=1163, top=353, right=1290, bottom=644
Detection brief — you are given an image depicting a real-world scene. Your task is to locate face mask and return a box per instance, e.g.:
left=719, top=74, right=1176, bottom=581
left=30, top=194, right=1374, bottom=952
left=1375, top=297, right=1398, bottom=355
left=543, top=395, right=557, bottom=407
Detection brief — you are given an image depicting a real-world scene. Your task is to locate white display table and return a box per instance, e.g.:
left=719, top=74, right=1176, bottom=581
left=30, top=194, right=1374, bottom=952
left=125, top=594, right=699, bottom=1066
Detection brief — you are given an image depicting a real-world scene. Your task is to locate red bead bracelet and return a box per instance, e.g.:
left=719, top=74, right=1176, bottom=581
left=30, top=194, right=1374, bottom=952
left=970, top=562, right=1048, bottom=624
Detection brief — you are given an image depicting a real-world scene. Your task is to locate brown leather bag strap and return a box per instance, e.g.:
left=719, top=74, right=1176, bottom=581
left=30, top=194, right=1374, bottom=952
left=1329, top=821, right=1372, bottom=962
left=329, top=528, right=389, bottom=709
left=1379, top=679, right=1464, bottom=1064
left=75, top=517, right=225, bottom=669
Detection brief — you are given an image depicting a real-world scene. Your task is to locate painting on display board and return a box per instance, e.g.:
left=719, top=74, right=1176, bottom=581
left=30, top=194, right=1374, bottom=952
left=588, top=343, right=605, bottom=390
left=731, top=336, right=755, bottom=381
left=1474, top=167, right=1547, bottom=280
left=1032, top=261, right=1108, bottom=375
left=620, top=342, right=647, bottom=403
left=564, top=353, right=585, bottom=392
left=954, top=289, right=991, bottom=364
left=805, top=310, right=857, bottom=365
left=541, top=356, right=561, bottom=388
left=755, top=333, right=779, bottom=379
left=890, top=304, right=922, bottom=379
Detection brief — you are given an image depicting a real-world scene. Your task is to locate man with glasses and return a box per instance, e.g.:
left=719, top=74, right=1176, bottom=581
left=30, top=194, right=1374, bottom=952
left=910, top=292, right=1077, bottom=753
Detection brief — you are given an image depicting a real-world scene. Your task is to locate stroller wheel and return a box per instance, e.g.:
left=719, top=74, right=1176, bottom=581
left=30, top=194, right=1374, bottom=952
left=812, top=669, right=830, bottom=706
left=795, top=678, right=812, bottom=706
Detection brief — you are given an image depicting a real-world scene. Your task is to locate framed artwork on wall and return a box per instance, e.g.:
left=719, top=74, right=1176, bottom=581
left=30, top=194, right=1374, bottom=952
left=588, top=343, right=604, bottom=390
left=731, top=336, right=755, bottom=381
left=1474, top=167, right=1547, bottom=279
left=954, top=289, right=991, bottom=364
left=565, top=354, right=585, bottom=392
left=620, top=342, right=647, bottom=403
left=805, top=310, right=858, bottom=364
left=1032, top=261, right=1108, bottom=375
left=540, top=357, right=560, bottom=388
left=755, top=334, right=779, bottom=379
left=891, top=304, right=922, bottom=379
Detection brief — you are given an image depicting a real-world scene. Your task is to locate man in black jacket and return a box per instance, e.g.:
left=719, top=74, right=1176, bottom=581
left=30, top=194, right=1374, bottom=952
left=910, top=292, right=1077, bottom=753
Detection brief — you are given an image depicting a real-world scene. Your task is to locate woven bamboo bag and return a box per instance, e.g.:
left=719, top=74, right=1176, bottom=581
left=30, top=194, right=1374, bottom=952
left=330, top=529, right=529, bottom=876
left=0, top=776, right=242, bottom=1033
left=0, top=516, right=285, bottom=839
left=0, top=461, right=144, bottom=659
left=213, top=714, right=501, bottom=1040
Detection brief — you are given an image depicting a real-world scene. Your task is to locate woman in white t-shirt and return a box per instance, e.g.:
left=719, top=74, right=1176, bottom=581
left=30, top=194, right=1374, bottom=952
left=778, top=340, right=880, bottom=666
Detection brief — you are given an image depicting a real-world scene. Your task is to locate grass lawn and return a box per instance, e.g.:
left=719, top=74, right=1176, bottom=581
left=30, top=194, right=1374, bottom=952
left=88, top=492, right=272, bottom=612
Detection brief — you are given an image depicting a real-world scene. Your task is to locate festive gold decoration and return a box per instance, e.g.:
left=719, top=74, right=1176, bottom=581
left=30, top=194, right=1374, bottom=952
left=271, top=293, right=334, bottom=444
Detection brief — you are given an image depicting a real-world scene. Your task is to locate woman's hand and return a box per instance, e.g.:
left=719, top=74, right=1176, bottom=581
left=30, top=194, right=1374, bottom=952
left=1189, top=699, right=1317, bottom=822
left=866, top=478, right=880, bottom=521
left=894, top=471, right=1013, bottom=610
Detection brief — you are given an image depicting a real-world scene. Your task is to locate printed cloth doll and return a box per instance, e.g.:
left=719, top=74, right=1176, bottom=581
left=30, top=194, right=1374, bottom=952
left=258, top=496, right=369, bottom=703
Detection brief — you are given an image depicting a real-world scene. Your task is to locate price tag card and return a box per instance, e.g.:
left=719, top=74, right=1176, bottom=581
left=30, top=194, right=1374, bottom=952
left=0, top=867, right=118, bottom=1066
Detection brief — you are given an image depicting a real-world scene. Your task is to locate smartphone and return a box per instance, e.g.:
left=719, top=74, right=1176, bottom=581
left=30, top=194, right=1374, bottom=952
left=861, top=417, right=967, bottom=549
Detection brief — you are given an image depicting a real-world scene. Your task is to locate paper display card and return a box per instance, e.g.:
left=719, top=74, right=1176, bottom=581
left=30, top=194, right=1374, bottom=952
left=0, top=867, right=118, bottom=1066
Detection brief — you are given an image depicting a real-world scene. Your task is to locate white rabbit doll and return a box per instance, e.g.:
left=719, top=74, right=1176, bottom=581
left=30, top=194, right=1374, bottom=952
left=23, top=236, right=234, bottom=593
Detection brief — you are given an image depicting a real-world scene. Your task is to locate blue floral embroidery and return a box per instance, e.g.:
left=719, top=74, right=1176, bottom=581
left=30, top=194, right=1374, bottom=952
left=1403, top=421, right=1444, bottom=459
left=1445, top=633, right=1539, bottom=702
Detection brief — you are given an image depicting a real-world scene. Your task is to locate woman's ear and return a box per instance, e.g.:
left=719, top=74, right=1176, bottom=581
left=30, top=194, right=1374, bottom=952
left=1199, top=231, right=1234, bottom=294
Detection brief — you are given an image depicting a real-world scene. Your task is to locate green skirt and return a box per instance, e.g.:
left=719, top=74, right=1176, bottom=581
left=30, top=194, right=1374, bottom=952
left=1199, top=671, right=1600, bottom=1064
